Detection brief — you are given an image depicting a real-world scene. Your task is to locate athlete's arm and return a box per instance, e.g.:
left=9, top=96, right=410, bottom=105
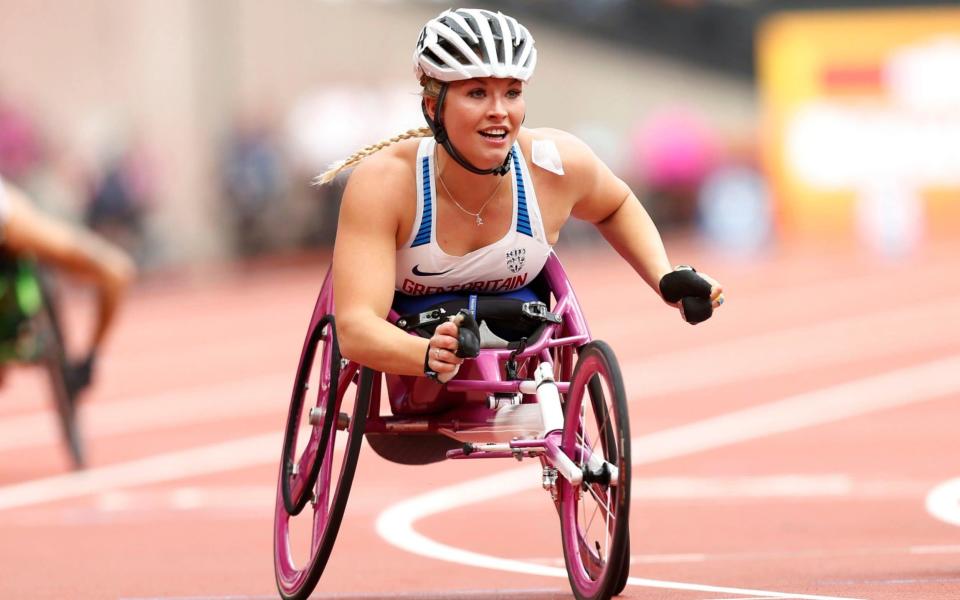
left=562, top=133, right=724, bottom=310
left=2, top=184, right=136, bottom=354
left=559, top=136, right=671, bottom=292
left=333, top=154, right=462, bottom=379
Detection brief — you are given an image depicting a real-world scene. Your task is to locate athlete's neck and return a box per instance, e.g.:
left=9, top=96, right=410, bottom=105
left=434, top=146, right=509, bottom=209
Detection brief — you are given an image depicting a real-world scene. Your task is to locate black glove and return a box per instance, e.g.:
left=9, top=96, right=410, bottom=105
left=659, top=266, right=713, bottom=325
left=453, top=309, right=480, bottom=358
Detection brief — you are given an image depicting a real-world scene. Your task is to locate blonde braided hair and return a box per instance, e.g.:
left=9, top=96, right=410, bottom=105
left=313, top=78, right=443, bottom=186
left=313, top=127, right=433, bottom=185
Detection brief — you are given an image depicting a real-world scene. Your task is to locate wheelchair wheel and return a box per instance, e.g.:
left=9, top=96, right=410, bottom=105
left=559, top=341, right=631, bottom=600
left=611, top=531, right=630, bottom=596
left=274, top=313, right=372, bottom=600
left=35, top=271, right=85, bottom=469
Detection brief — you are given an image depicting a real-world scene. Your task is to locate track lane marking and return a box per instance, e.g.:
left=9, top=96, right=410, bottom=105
left=925, top=478, right=960, bottom=527
left=0, top=374, right=289, bottom=452
left=3, top=295, right=957, bottom=453
left=1, top=355, right=955, bottom=594
left=0, top=433, right=279, bottom=512
left=1, top=324, right=956, bottom=596
left=376, top=354, right=960, bottom=599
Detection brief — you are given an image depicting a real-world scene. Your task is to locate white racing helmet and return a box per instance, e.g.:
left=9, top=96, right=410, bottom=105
left=414, top=8, right=537, bottom=83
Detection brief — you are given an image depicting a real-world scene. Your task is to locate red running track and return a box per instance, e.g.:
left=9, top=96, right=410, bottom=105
left=1, top=237, right=959, bottom=600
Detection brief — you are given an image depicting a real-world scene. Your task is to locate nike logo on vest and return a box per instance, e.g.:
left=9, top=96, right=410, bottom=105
left=412, top=265, right=453, bottom=277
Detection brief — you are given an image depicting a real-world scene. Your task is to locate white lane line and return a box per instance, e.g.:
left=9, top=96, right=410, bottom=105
left=909, top=544, right=960, bottom=554
left=375, top=468, right=861, bottom=600
left=925, top=478, right=960, bottom=527
left=0, top=320, right=953, bottom=592
left=4, top=473, right=925, bottom=521
left=525, top=541, right=960, bottom=568
left=4, top=295, right=956, bottom=453
left=633, top=354, right=960, bottom=464
left=119, top=591, right=567, bottom=600
left=632, top=475, right=853, bottom=499
left=377, top=355, right=960, bottom=599
left=0, top=373, right=289, bottom=452
left=119, top=596, right=277, bottom=600
left=634, top=296, right=960, bottom=398
left=0, top=433, right=279, bottom=512
left=701, top=597, right=792, bottom=600
left=2, top=354, right=949, bottom=590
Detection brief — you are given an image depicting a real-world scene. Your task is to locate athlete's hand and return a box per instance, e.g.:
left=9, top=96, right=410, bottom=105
left=425, top=320, right=465, bottom=384
left=659, top=265, right=725, bottom=325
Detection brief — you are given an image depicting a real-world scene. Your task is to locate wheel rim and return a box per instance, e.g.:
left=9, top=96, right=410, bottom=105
left=560, top=344, right=630, bottom=600
left=274, top=353, right=368, bottom=599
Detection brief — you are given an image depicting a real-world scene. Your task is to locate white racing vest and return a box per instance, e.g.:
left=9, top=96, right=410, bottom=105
left=396, top=138, right=552, bottom=296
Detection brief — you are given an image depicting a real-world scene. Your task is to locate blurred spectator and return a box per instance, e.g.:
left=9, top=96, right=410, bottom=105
left=629, top=107, right=719, bottom=229
left=285, top=84, right=423, bottom=249
left=697, top=133, right=773, bottom=255
left=221, top=115, right=288, bottom=256
left=85, top=137, right=156, bottom=265
left=0, top=95, right=44, bottom=184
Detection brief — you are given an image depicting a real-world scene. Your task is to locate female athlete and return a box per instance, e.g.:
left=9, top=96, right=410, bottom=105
left=318, top=8, right=724, bottom=386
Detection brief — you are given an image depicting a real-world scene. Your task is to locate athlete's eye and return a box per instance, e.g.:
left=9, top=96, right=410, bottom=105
left=468, top=88, right=486, bottom=99
left=506, top=89, right=522, bottom=99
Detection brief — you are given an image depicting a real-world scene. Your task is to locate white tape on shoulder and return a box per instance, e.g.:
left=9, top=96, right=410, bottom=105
left=531, top=139, right=564, bottom=175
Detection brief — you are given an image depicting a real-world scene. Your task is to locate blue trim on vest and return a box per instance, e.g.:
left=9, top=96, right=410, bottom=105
left=412, top=156, right=432, bottom=247
left=512, top=149, right=533, bottom=237
left=392, top=286, right=539, bottom=315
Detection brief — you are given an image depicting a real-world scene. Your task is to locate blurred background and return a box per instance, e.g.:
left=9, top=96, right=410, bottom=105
left=2, top=0, right=957, bottom=272
left=3, top=3, right=960, bottom=599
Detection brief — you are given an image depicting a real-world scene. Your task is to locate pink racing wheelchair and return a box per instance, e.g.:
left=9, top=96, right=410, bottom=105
left=273, top=253, right=631, bottom=600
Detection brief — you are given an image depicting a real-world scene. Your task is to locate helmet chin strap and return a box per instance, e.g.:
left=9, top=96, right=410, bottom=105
left=422, top=83, right=512, bottom=177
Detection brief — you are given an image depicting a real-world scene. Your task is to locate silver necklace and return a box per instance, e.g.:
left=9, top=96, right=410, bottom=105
left=435, top=151, right=505, bottom=226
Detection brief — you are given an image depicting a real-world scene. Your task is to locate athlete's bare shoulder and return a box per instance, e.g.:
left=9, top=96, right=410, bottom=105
left=346, top=138, right=419, bottom=185
left=338, top=137, right=425, bottom=241
left=517, top=127, right=603, bottom=197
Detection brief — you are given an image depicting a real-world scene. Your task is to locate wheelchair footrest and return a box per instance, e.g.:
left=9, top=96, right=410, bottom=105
left=447, top=440, right=546, bottom=461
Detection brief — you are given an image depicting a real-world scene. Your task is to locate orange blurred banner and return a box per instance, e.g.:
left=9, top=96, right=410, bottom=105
left=758, top=7, right=960, bottom=241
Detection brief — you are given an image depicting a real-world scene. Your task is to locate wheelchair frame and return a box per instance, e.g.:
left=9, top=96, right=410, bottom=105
left=274, top=252, right=632, bottom=600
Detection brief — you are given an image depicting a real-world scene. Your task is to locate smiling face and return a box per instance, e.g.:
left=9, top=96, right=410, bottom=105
left=426, top=77, right=525, bottom=171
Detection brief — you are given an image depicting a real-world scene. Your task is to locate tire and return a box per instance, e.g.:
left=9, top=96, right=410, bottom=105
left=36, top=270, right=85, bottom=469
left=610, top=531, right=630, bottom=596
left=559, top=341, right=631, bottom=600
left=273, top=311, right=371, bottom=600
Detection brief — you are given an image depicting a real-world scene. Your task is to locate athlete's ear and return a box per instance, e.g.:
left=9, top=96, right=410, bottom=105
left=423, top=96, right=438, bottom=121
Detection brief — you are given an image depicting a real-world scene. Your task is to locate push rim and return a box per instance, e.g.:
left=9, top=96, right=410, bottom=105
left=280, top=315, right=340, bottom=516
left=274, top=348, right=371, bottom=600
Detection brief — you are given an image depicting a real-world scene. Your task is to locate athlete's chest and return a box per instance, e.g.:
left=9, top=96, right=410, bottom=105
left=395, top=167, right=571, bottom=252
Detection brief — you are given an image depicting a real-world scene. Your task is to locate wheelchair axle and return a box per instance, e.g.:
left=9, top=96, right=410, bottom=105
left=308, top=407, right=351, bottom=430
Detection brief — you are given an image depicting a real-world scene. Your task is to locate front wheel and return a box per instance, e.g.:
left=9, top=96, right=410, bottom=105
left=273, top=312, right=371, bottom=600
left=35, top=270, right=85, bottom=469
left=559, top=341, right=631, bottom=600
